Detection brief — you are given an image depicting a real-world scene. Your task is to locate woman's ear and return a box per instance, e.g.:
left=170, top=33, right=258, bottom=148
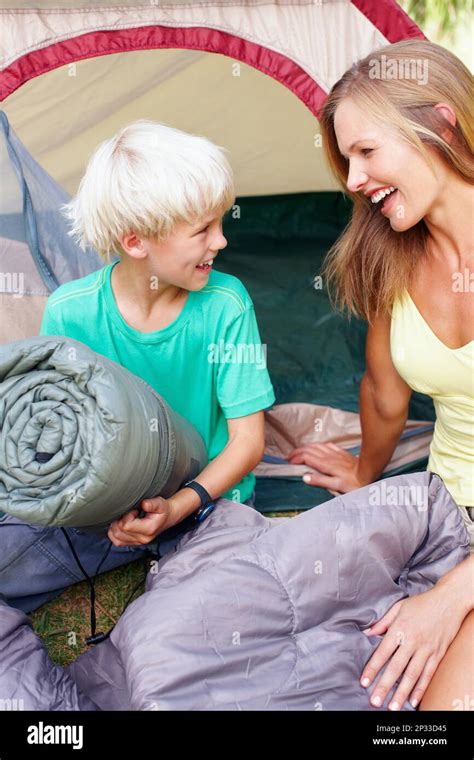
left=433, top=102, right=457, bottom=143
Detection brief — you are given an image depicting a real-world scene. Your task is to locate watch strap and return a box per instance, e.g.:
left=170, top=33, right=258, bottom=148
left=183, top=480, right=214, bottom=508
left=183, top=480, right=216, bottom=523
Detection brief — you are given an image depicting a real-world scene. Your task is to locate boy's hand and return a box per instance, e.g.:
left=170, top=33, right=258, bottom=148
left=108, top=497, right=178, bottom=547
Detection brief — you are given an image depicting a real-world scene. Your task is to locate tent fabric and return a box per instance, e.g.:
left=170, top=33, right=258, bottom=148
left=216, top=193, right=435, bottom=509
left=0, top=336, right=207, bottom=528
left=217, top=193, right=436, bottom=421
left=0, top=293, right=47, bottom=344
left=0, top=1, right=424, bottom=107
left=0, top=112, right=102, bottom=342
left=0, top=472, right=468, bottom=710
left=0, top=0, right=424, bottom=198
left=0, top=112, right=102, bottom=294
left=257, top=403, right=434, bottom=483
left=351, top=0, right=423, bottom=43
left=1, top=49, right=340, bottom=198
left=256, top=403, right=433, bottom=510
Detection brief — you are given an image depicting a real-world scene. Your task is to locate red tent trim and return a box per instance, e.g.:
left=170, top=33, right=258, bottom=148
left=351, top=0, right=426, bottom=44
left=0, top=25, right=327, bottom=116
left=0, top=3, right=425, bottom=112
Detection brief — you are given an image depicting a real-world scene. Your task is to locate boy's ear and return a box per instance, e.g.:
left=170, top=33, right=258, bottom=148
left=119, top=231, right=148, bottom=259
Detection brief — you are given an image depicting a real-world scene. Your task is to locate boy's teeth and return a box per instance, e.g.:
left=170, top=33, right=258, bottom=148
left=371, top=186, right=396, bottom=204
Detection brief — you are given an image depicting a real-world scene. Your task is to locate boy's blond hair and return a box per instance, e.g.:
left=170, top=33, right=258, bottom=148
left=62, top=120, right=235, bottom=262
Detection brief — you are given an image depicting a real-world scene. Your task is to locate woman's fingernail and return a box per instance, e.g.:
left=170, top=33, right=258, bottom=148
left=361, top=677, right=370, bottom=687
left=303, top=475, right=311, bottom=483
left=371, top=695, right=382, bottom=707
left=389, top=701, right=400, bottom=711
left=363, top=629, right=372, bottom=635
left=411, top=698, right=418, bottom=708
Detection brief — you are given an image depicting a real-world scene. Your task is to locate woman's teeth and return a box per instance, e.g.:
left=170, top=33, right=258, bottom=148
left=371, top=186, right=396, bottom=204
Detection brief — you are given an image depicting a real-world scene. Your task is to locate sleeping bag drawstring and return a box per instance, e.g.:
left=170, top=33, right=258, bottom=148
left=60, top=528, right=151, bottom=645
left=60, top=528, right=108, bottom=644
left=0, top=522, right=150, bottom=645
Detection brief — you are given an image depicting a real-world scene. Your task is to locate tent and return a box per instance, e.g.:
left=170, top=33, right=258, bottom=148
left=0, top=0, right=434, bottom=511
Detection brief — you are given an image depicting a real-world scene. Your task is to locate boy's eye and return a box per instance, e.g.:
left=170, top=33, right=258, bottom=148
left=361, top=148, right=373, bottom=156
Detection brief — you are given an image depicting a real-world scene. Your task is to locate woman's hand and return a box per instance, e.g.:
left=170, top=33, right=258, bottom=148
left=360, top=586, right=466, bottom=710
left=287, top=442, right=368, bottom=493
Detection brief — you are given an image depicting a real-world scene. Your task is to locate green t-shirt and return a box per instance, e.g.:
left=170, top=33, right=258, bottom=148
left=39, top=262, right=275, bottom=503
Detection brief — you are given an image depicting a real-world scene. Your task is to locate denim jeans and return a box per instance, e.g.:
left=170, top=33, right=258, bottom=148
left=0, top=490, right=257, bottom=614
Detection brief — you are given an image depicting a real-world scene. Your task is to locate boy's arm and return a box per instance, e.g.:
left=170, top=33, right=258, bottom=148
left=177, top=410, right=266, bottom=505
left=108, top=299, right=274, bottom=547
left=107, top=411, right=265, bottom=547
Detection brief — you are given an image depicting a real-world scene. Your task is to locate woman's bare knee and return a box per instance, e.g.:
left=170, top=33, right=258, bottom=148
left=420, top=610, right=474, bottom=711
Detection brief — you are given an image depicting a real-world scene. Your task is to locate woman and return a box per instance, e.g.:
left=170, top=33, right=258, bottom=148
left=288, top=39, right=474, bottom=710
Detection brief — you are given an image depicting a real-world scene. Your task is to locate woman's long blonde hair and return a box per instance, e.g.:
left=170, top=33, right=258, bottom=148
left=320, top=39, right=473, bottom=321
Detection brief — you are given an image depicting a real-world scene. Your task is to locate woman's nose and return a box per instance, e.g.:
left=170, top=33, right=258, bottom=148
left=346, top=161, right=368, bottom=194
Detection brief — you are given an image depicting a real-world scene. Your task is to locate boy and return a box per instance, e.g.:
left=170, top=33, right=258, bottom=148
left=0, top=121, right=275, bottom=613
left=31, top=122, right=272, bottom=564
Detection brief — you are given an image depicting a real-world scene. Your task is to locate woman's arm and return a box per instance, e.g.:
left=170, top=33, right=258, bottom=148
left=361, top=555, right=474, bottom=710
left=288, top=314, right=413, bottom=492
left=357, top=313, right=413, bottom=482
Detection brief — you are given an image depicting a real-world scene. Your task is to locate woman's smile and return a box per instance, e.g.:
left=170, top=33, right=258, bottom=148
left=380, top=187, right=399, bottom=215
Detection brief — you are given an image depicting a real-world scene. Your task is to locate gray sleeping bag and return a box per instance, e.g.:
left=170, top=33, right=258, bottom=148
left=0, top=336, right=207, bottom=528
left=0, top=472, right=468, bottom=711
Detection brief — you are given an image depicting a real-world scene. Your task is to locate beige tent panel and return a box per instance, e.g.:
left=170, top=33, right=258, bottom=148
left=0, top=0, right=313, bottom=7
left=0, top=294, right=47, bottom=343
left=0, top=238, right=49, bottom=296
left=3, top=48, right=340, bottom=196
left=256, top=403, right=433, bottom=483
left=0, top=2, right=386, bottom=89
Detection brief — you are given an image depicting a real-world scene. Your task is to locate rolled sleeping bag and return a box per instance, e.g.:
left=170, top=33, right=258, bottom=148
left=0, top=336, right=207, bottom=529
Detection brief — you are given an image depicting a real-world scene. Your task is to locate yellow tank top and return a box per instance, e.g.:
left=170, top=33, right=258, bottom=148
left=391, top=291, right=474, bottom=507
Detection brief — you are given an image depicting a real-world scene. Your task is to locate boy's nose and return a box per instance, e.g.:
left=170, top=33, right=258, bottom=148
left=213, top=232, right=228, bottom=251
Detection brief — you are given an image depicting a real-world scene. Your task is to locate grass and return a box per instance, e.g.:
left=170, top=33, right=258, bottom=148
left=30, top=513, right=296, bottom=667
left=30, top=560, right=147, bottom=666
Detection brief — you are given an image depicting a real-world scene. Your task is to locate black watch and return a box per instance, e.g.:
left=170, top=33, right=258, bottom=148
left=183, top=480, right=216, bottom=524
